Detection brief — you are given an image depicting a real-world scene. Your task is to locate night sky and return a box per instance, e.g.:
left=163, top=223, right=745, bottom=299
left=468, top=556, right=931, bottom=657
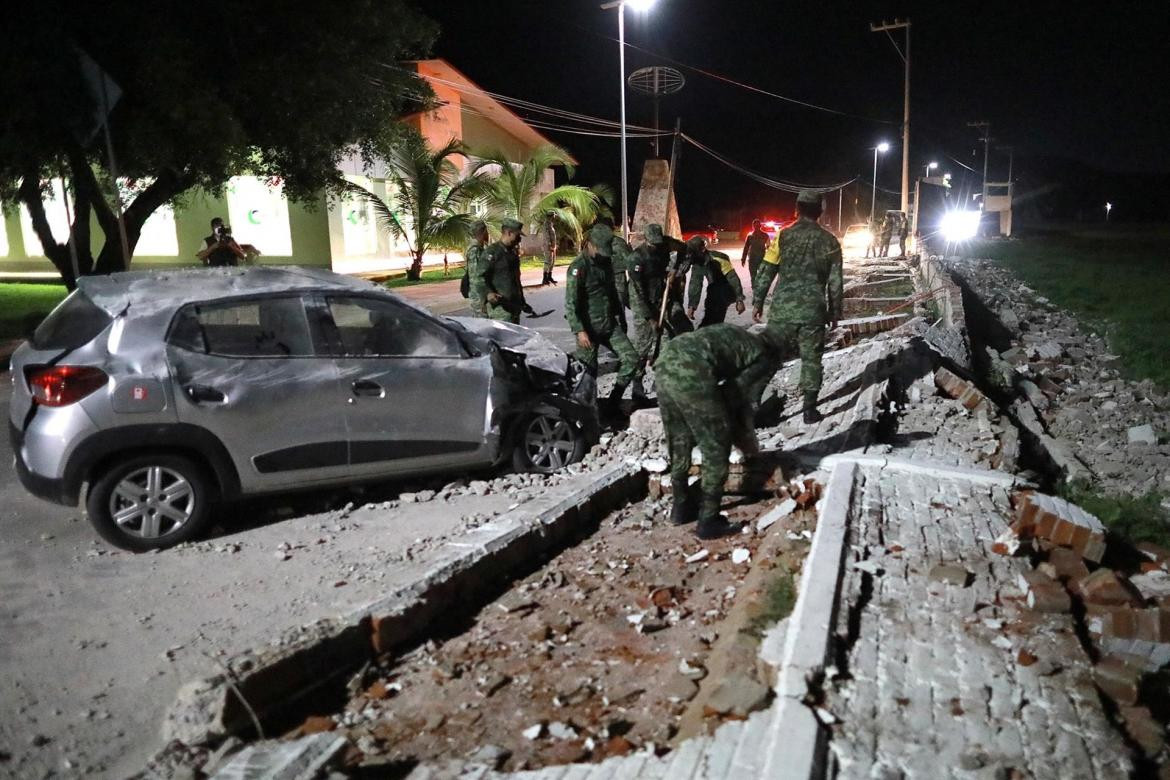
left=418, top=0, right=1170, bottom=227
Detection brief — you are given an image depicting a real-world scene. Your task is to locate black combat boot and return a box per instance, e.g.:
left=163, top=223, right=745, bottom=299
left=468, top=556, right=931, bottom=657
left=630, top=379, right=650, bottom=408
left=803, top=394, right=823, bottom=424
left=670, top=479, right=696, bottom=525
left=695, top=511, right=739, bottom=539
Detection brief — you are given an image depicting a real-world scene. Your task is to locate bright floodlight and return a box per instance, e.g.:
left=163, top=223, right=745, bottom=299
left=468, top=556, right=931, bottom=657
left=877, top=142, right=891, bottom=152
left=1106, top=202, right=1113, bottom=211
left=627, top=0, right=655, bottom=10
left=940, top=210, right=980, bottom=243
left=928, top=161, right=938, bottom=169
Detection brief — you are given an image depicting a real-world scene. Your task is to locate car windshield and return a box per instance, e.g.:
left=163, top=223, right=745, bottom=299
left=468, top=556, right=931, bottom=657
left=31, top=291, right=113, bottom=351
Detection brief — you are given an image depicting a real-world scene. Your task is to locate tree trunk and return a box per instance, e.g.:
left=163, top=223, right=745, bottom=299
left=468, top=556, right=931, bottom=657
left=407, top=248, right=424, bottom=281
left=18, top=175, right=86, bottom=290
left=92, top=169, right=193, bottom=275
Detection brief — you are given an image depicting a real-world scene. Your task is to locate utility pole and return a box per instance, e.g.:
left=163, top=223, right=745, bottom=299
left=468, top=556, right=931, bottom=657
left=968, top=121, right=991, bottom=202
left=871, top=19, right=911, bottom=215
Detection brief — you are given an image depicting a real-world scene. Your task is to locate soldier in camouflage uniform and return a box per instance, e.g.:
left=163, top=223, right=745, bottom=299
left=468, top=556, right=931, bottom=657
left=656, top=324, right=783, bottom=539
left=684, top=235, right=746, bottom=328
left=610, top=232, right=633, bottom=321
left=629, top=223, right=692, bottom=364
left=878, top=215, right=893, bottom=258
left=752, top=189, right=844, bottom=424
left=464, top=220, right=489, bottom=317
left=740, top=219, right=771, bottom=286
left=565, top=224, right=643, bottom=407
left=481, top=218, right=534, bottom=324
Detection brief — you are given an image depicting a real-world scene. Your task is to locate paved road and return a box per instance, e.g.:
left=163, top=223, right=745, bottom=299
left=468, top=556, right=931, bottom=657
left=0, top=241, right=752, bottom=776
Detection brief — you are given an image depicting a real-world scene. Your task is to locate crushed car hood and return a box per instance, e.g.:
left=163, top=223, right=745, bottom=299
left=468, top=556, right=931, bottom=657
left=446, top=317, right=570, bottom=376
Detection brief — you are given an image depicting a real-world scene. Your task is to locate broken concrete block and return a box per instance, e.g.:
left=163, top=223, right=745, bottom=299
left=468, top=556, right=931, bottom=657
left=1093, top=654, right=1145, bottom=705
left=1018, top=570, right=1072, bottom=613
left=1128, top=424, right=1157, bottom=446
left=930, top=564, right=973, bottom=587
left=1012, top=492, right=1107, bottom=563
left=1130, top=570, right=1170, bottom=601
left=628, top=408, right=663, bottom=439
left=703, top=674, right=769, bottom=719
left=1032, top=341, right=1064, bottom=361
left=934, top=366, right=991, bottom=411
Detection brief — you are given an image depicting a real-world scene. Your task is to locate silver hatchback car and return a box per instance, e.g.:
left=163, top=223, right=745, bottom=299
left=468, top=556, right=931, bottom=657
left=9, top=266, right=597, bottom=551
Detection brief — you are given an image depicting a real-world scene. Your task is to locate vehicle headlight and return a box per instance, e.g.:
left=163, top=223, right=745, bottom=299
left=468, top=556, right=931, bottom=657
left=940, top=211, right=980, bottom=242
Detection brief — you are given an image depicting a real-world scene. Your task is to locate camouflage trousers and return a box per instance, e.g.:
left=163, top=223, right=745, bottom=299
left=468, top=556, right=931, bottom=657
left=468, top=285, right=487, bottom=317
left=764, top=317, right=826, bottom=404
left=486, top=302, right=520, bottom=324
left=633, top=302, right=693, bottom=364
left=655, top=352, right=734, bottom=517
left=573, top=327, right=641, bottom=385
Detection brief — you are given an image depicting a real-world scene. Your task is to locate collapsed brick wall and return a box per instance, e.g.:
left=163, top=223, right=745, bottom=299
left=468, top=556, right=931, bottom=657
left=915, top=255, right=971, bottom=368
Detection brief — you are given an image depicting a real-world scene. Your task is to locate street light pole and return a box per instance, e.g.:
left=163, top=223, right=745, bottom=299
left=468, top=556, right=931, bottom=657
left=871, top=19, right=911, bottom=214
left=870, top=142, right=889, bottom=221
left=602, top=0, right=654, bottom=239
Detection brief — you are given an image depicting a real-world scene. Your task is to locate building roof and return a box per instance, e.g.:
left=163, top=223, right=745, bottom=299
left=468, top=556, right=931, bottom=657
left=411, top=59, right=576, bottom=165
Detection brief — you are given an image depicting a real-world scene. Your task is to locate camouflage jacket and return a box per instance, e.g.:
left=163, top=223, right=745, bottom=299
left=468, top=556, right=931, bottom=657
left=629, top=237, right=688, bottom=321
left=464, top=242, right=487, bottom=292
left=687, top=249, right=745, bottom=310
left=564, top=252, right=622, bottom=335
left=752, top=217, right=843, bottom=324
left=481, top=241, right=525, bottom=312
left=659, top=324, right=779, bottom=412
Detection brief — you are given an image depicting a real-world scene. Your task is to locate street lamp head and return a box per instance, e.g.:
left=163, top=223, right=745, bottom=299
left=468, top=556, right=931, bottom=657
left=877, top=142, right=890, bottom=153
left=1106, top=202, right=1113, bottom=211
left=928, top=161, right=938, bottom=169
left=944, top=173, right=952, bottom=180
left=626, top=0, right=655, bottom=11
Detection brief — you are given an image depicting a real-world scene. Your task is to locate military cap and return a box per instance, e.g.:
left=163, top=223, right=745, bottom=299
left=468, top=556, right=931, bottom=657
left=470, top=219, right=487, bottom=233
left=686, top=235, right=707, bottom=251
left=644, top=223, right=665, bottom=245
left=500, top=217, right=524, bottom=234
left=588, top=223, right=614, bottom=256
left=796, top=189, right=822, bottom=205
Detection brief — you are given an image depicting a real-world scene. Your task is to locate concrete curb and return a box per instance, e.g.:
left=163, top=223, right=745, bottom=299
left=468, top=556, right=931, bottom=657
left=817, top=453, right=1029, bottom=487
left=158, top=463, right=646, bottom=753
left=758, top=460, right=857, bottom=779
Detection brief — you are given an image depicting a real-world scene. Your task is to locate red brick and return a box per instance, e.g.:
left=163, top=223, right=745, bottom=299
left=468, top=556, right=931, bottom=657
left=1093, top=655, right=1145, bottom=705
left=1138, top=542, right=1170, bottom=563
left=1018, top=570, right=1071, bottom=613
left=1120, top=706, right=1166, bottom=758
left=1047, top=547, right=1090, bottom=584
left=1010, top=492, right=1107, bottom=563
left=1076, top=569, right=1139, bottom=606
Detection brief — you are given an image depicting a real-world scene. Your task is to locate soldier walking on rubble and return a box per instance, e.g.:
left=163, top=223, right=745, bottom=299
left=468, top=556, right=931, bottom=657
left=752, top=189, right=844, bottom=424
left=565, top=224, right=645, bottom=410
left=656, top=325, right=783, bottom=539
left=684, top=235, right=746, bottom=328
left=482, top=218, right=535, bottom=324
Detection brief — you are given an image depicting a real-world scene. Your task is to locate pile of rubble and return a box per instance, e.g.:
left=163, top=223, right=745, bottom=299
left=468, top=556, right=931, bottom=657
left=995, top=490, right=1170, bottom=764
left=946, top=257, right=1170, bottom=498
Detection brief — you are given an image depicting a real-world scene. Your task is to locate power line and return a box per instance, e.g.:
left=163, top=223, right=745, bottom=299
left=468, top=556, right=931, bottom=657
left=571, top=24, right=896, bottom=125
left=682, top=133, right=856, bottom=193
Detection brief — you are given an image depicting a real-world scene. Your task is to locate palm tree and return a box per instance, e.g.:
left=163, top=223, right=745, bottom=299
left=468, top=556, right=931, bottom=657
left=344, top=135, right=489, bottom=280
left=471, top=144, right=608, bottom=276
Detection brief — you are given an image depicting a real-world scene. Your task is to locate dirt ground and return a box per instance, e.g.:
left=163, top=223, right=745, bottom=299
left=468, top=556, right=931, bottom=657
left=292, top=491, right=819, bottom=775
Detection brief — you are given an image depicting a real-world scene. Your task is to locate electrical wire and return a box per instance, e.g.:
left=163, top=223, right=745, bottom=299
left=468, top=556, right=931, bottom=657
left=682, top=133, right=856, bottom=193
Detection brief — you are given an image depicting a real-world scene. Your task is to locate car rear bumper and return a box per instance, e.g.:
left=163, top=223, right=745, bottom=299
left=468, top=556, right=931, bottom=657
left=9, top=420, right=76, bottom=506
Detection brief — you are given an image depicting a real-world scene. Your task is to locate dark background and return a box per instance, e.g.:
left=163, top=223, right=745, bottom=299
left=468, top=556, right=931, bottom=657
left=419, top=0, right=1170, bottom=227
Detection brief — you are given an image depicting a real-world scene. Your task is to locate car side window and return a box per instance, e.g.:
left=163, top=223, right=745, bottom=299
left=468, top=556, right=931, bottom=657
left=326, top=297, right=463, bottom=358
left=169, top=297, right=316, bottom=357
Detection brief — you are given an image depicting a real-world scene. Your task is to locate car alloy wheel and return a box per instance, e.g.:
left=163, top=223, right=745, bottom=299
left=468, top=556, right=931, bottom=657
left=108, top=465, right=196, bottom=540
left=522, top=413, right=578, bottom=472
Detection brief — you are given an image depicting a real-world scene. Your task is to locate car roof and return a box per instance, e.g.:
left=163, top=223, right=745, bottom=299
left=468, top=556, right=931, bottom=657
left=77, top=265, right=391, bottom=317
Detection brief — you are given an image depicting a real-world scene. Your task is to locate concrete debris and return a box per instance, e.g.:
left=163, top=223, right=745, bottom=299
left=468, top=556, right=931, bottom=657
left=1128, top=424, right=1157, bottom=445
left=523, top=724, right=544, bottom=741
left=1095, top=606, right=1170, bottom=670
left=928, top=564, right=973, bottom=587
left=703, top=674, right=770, bottom=719
left=1017, top=570, right=1071, bottom=613
left=1075, top=569, right=1139, bottom=607
left=684, top=549, right=710, bottom=564
left=731, top=548, right=751, bottom=565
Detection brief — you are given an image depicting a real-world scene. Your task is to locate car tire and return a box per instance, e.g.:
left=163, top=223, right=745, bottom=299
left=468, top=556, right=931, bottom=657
left=511, top=410, right=586, bottom=474
left=86, top=453, right=215, bottom=552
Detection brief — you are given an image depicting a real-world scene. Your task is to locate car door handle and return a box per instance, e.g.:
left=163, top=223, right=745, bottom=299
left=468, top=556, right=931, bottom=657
left=351, top=379, right=384, bottom=398
left=185, top=384, right=227, bottom=404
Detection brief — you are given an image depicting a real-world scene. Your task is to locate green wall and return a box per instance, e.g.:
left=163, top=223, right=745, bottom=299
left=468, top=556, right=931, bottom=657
left=0, top=187, right=333, bottom=275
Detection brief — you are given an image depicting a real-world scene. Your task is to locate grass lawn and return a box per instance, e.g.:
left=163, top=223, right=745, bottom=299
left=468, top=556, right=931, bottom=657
left=0, top=283, right=68, bottom=342
left=382, top=255, right=573, bottom=290
left=971, top=225, right=1170, bottom=388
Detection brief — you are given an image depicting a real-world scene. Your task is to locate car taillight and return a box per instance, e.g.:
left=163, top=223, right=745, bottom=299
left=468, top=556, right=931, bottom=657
left=24, top=365, right=108, bottom=407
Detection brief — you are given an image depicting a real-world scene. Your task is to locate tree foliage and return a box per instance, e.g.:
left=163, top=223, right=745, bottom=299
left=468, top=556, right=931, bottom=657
left=471, top=144, right=609, bottom=249
left=344, top=134, right=490, bottom=280
left=0, top=1, right=436, bottom=287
